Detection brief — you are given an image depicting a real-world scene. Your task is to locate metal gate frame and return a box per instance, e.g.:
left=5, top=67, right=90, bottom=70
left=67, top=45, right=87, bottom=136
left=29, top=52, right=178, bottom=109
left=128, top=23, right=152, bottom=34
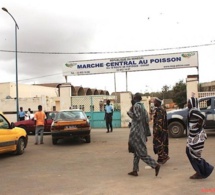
left=71, top=95, right=121, bottom=128
left=86, top=110, right=121, bottom=128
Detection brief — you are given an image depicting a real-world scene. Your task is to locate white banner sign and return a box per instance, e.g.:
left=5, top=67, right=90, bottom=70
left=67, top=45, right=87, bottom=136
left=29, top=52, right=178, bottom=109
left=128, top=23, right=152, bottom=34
left=63, top=51, right=198, bottom=76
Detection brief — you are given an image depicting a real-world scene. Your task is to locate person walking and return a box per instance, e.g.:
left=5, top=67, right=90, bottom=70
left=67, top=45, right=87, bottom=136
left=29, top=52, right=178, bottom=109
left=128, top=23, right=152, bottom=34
left=34, top=105, right=46, bottom=145
left=153, top=97, right=170, bottom=164
left=18, top=107, right=26, bottom=121
left=186, top=96, right=214, bottom=179
left=127, top=93, right=160, bottom=177
left=104, top=100, right=113, bottom=133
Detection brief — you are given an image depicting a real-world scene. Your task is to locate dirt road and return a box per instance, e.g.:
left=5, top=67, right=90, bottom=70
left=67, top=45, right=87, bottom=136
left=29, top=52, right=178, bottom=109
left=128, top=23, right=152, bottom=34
left=0, top=128, right=215, bottom=195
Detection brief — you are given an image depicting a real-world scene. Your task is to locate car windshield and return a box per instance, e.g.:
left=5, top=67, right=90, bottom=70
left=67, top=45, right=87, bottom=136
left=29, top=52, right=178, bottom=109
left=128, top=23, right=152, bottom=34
left=55, top=110, right=86, bottom=121
left=47, top=112, right=57, bottom=120
left=0, top=114, right=10, bottom=129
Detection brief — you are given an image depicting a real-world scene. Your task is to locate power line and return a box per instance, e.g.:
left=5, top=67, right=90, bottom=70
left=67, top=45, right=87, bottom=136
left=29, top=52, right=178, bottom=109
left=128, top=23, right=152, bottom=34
left=4, top=72, right=64, bottom=83
left=19, top=72, right=63, bottom=82
left=3, top=41, right=215, bottom=83
left=1, top=42, right=215, bottom=55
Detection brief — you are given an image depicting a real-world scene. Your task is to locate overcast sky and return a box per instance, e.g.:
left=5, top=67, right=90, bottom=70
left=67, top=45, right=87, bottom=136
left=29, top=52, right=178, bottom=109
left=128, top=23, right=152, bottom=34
left=1, top=0, right=215, bottom=94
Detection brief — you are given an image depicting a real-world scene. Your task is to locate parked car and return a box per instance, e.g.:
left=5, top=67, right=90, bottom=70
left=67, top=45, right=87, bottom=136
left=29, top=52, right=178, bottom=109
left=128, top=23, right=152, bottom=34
left=51, top=109, right=91, bottom=145
left=14, top=111, right=57, bottom=135
left=0, top=112, right=28, bottom=155
left=167, top=96, right=215, bottom=138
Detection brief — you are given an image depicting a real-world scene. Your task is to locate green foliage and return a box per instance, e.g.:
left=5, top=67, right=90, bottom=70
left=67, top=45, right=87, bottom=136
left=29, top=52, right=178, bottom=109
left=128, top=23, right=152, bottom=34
left=172, top=80, right=187, bottom=108
left=162, top=85, right=169, bottom=93
left=142, top=80, right=187, bottom=108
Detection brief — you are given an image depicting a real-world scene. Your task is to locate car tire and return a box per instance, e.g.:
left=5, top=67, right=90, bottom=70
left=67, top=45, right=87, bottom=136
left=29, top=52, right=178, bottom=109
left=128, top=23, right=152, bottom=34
left=16, top=138, right=25, bottom=155
left=52, top=138, right=58, bottom=145
left=168, top=121, right=185, bottom=138
left=85, top=135, right=91, bottom=143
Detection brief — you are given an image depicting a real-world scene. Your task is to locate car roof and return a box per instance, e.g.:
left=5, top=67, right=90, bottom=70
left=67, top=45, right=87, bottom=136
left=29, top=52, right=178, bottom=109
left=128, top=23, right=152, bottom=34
left=59, top=109, right=83, bottom=112
left=199, top=96, right=214, bottom=100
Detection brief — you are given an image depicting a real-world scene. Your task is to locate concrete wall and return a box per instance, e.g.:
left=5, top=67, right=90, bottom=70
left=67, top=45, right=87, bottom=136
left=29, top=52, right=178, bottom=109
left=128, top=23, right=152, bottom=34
left=186, top=75, right=199, bottom=99
left=0, top=83, right=11, bottom=99
left=71, top=95, right=116, bottom=112
left=59, top=84, right=71, bottom=110
left=200, top=80, right=215, bottom=91
left=0, top=82, right=57, bottom=99
left=120, top=92, right=151, bottom=128
left=120, top=92, right=132, bottom=127
left=1, top=96, right=59, bottom=122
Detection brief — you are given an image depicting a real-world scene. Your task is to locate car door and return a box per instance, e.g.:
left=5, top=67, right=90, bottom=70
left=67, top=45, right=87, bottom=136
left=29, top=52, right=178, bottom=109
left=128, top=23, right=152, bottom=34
left=44, top=112, right=55, bottom=132
left=27, top=119, right=36, bottom=133
left=199, top=98, right=215, bottom=128
left=0, top=115, right=17, bottom=153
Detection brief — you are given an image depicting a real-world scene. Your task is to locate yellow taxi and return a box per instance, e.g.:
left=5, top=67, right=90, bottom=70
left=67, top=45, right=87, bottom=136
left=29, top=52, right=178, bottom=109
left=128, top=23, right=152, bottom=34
left=0, top=112, right=28, bottom=155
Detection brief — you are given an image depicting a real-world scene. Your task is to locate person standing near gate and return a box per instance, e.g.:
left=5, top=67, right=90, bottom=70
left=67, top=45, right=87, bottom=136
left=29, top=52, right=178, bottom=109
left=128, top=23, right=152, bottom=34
left=34, top=105, right=46, bottom=145
left=18, top=107, right=26, bottom=121
left=104, top=100, right=113, bottom=133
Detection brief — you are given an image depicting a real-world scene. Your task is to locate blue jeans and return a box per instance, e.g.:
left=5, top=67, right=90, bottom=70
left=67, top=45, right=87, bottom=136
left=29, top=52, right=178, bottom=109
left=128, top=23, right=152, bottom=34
left=35, top=125, right=44, bottom=144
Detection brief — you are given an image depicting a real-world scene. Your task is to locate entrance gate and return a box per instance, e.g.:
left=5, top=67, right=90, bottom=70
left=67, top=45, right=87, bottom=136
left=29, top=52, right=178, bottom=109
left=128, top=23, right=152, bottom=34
left=65, top=51, right=198, bottom=128
left=85, top=111, right=121, bottom=128
left=71, top=95, right=121, bottom=128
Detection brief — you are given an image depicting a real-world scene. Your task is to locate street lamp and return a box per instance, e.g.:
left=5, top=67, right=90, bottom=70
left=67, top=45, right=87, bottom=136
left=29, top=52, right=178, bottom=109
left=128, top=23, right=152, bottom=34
left=2, top=7, right=19, bottom=121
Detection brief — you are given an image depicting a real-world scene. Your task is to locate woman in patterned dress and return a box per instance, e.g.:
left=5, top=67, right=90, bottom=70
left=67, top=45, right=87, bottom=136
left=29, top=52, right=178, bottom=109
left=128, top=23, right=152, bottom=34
left=186, top=97, right=214, bottom=179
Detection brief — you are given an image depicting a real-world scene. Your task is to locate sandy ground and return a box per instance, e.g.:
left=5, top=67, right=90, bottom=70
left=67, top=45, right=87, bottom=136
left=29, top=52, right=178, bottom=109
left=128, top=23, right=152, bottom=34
left=0, top=128, right=215, bottom=195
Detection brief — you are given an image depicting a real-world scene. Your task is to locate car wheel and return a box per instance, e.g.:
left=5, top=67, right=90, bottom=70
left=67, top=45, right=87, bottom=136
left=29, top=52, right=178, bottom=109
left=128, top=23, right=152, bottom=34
left=16, top=138, right=25, bottom=155
left=168, top=121, right=185, bottom=138
left=52, top=138, right=58, bottom=145
left=85, top=135, right=91, bottom=143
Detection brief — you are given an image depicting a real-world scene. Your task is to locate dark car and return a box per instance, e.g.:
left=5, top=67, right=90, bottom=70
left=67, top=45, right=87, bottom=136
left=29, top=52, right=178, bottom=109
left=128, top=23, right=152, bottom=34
left=50, top=109, right=91, bottom=145
left=14, top=111, right=57, bottom=135
left=167, top=96, right=215, bottom=138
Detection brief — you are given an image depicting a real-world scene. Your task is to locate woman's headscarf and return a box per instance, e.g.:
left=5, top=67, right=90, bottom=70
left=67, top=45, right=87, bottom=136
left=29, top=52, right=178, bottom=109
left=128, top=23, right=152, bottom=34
left=189, top=97, right=198, bottom=108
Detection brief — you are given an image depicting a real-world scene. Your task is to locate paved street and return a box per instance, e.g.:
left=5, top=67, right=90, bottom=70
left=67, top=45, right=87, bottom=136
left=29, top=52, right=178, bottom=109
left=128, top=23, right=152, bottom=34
left=0, top=128, right=215, bottom=195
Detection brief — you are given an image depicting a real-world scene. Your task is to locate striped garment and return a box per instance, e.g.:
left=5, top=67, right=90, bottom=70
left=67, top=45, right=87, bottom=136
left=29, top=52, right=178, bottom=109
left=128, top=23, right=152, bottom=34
left=186, top=97, right=214, bottom=178
left=187, top=102, right=207, bottom=159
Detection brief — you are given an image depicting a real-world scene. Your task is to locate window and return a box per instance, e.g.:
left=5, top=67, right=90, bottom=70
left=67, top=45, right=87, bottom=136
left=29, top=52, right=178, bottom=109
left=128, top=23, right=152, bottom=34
left=0, top=115, right=9, bottom=129
left=79, top=105, right=84, bottom=111
left=72, top=105, right=78, bottom=109
left=199, top=98, right=211, bottom=110
left=47, top=112, right=56, bottom=119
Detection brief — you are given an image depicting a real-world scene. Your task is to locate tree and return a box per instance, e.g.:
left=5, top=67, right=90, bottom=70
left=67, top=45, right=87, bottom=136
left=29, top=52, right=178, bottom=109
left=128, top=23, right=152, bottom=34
left=162, top=85, right=170, bottom=99
left=172, top=80, right=187, bottom=108
left=162, top=85, right=169, bottom=93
